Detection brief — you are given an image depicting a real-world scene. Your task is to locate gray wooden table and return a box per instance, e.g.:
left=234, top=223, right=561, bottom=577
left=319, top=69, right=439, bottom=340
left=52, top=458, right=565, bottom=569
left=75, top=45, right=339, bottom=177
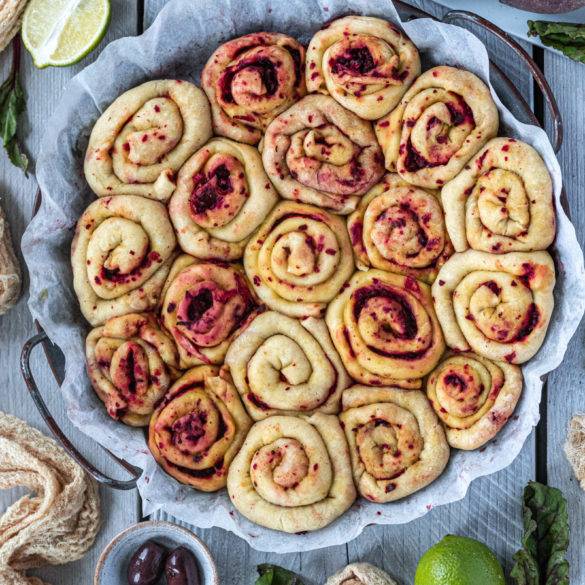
left=0, top=1, right=583, bottom=583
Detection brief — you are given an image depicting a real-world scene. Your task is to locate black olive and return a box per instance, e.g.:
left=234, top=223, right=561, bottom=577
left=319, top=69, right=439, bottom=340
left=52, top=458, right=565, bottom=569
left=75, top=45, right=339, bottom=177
left=165, top=546, right=201, bottom=585
left=127, top=540, right=168, bottom=585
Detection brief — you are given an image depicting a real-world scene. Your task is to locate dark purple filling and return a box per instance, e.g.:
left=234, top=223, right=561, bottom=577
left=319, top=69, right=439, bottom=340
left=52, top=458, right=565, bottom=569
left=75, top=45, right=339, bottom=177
left=220, top=58, right=279, bottom=103
left=190, top=164, right=233, bottom=215
left=330, top=46, right=375, bottom=75
left=511, top=303, right=540, bottom=342
left=284, top=45, right=303, bottom=87
left=184, top=289, right=213, bottom=324
left=443, top=373, right=467, bottom=392
left=101, top=251, right=161, bottom=284
left=483, top=280, right=502, bottom=296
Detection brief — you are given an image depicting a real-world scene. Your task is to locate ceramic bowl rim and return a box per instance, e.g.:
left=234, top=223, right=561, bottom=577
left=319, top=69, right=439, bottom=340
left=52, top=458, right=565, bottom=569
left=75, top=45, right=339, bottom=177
left=93, top=519, right=220, bottom=585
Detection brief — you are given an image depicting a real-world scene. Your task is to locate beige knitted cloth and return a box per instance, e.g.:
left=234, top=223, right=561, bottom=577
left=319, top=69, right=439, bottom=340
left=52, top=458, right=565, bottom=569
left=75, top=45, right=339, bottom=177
left=565, top=414, right=585, bottom=490
left=0, top=1, right=28, bottom=54
left=325, top=563, right=398, bottom=585
left=0, top=413, right=101, bottom=585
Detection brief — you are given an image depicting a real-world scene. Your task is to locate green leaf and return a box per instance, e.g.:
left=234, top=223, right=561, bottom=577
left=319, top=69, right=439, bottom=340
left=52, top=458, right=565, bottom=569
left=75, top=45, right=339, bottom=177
left=255, top=564, right=304, bottom=585
left=511, top=481, right=570, bottom=585
left=528, top=20, right=585, bottom=64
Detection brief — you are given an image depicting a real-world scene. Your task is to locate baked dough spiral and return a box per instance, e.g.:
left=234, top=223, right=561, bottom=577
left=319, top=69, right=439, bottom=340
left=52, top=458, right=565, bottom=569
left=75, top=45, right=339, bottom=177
left=262, top=94, right=385, bottom=214
left=244, top=201, right=355, bottom=318
left=84, top=80, right=212, bottom=201
left=227, top=413, right=356, bottom=533
left=225, top=311, right=350, bottom=420
left=441, top=137, right=555, bottom=253
left=202, top=32, right=306, bottom=145
left=169, top=138, right=278, bottom=260
left=340, top=386, right=449, bottom=503
left=148, top=366, right=252, bottom=491
left=426, top=352, right=523, bottom=450
left=306, top=16, right=420, bottom=119
left=85, top=313, right=180, bottom=426
left=71, top=195, right=176, bottom=326
left=347, top=173, right=453, bottom=282
left=432, top=250, right=555, bottom=364
left=161, top=255, right=259, bottom=367
left=326, top=270, right=445, bottom=388
left=375, top=66, right=499, bottom=189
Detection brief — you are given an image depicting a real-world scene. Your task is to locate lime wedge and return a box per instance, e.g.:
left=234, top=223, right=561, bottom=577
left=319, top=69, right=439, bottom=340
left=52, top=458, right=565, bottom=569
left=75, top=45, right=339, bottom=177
left=22, top=0, right=111, bottom=68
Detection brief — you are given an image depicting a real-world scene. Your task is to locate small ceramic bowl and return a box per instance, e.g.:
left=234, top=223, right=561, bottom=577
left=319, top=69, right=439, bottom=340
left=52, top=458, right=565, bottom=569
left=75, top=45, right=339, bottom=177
left=94, top=520, right=219, bottom=585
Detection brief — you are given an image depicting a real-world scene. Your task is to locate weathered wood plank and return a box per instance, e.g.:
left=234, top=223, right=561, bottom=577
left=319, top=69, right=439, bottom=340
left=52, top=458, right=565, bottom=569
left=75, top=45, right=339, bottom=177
left=543, top=49, right=585, bottom=585
left=0, top=2, right=140, bottom=584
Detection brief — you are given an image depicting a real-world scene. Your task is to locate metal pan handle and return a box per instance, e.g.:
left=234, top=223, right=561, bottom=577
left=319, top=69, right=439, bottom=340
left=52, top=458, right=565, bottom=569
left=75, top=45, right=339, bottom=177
left=442, top=9, right=563, bottom=153
left=20, top=332, right=140, bottom=490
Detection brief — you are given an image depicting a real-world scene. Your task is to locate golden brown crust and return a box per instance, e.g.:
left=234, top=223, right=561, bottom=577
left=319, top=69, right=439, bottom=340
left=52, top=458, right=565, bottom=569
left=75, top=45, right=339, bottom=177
left=375, top=66, right=498, bottom=189
left=201, top=32, right=306, bottom=145
left=306, top=16, right=420, bottom=120
left=225, top=311, right=350, bottom=420
left=149, top=366, right=252, bottom=491
left=85, top=313, right=180, bottom=426
left=71, top=195, right=176, bottom=326
left=432, top=250, right=555, bottom=363
left=340, top=386, right=450, bottom=503
left=426, top=352, right=523, bottom=450
left=160, top=255, right=260, bottom=368
left=244, top=201, right=355, bottom=318
left=441, top=137, right=556, bottom=253
left=84, top=80, right=212, bottom=201
left=325, top=269, right=445, bottom=387
left=347, top=173, right=453, bottom=282
left=227, top=413, right=356, bottom=533
left=169, top=138, right=278, bottom=261
left=262, top=94, right=385, bottom=214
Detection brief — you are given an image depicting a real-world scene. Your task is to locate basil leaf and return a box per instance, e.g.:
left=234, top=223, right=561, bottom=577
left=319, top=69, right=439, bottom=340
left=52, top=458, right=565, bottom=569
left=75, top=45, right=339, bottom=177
left=511, top=482, right=570, bottom=585
left=0, top=39, right=28, bottom=174
left=256, top=564, right=304, bottom=585
left=528, top=20, right=585, bottom=64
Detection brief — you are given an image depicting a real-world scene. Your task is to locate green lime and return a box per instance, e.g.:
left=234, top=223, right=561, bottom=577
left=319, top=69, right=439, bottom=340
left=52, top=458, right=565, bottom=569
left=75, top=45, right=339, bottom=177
left=415, top=535, right=506, bottom=585
left=22, top=0, right=111, bottom=68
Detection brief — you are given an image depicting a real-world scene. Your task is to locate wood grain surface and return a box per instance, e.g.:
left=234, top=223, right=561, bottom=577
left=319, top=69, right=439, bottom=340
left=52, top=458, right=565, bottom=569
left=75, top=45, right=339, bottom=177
left=0, top=1, right=581, bottom=584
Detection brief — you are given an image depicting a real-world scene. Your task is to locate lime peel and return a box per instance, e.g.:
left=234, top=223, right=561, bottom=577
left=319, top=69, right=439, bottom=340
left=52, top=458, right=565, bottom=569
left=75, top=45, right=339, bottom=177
left=22, top=0, right=111, bottom=68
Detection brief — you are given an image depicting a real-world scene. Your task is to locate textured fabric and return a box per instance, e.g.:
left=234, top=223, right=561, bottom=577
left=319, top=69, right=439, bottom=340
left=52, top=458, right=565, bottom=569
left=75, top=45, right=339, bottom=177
left=565, top=414, right=585, bottom=491
left=0, top=1, right=27, bottom=54
left=0, top=412, right=101, bottom=585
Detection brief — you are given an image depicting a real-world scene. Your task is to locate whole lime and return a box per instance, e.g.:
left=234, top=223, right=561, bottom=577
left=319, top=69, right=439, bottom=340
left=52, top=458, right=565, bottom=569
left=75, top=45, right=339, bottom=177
left=414, top=535, right=506, bottom=585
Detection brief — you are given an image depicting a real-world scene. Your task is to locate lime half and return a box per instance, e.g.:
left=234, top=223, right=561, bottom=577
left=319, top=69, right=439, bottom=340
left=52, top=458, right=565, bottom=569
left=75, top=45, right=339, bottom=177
left=22, top=0, right=111, bottom=68
left=415, top=535, right=506, bottom=585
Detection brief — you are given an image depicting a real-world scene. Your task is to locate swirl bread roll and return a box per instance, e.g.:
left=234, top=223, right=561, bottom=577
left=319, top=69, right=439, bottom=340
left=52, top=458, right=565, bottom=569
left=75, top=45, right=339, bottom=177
left=227, top=413, right=356, bottom=533
left=169, top=138, right=278, bottom=260
left=326, top=270, right=445, bottom=388
left=441, top=137, right=555, bottom=253
left=262, top=94, right=385, bottom=214
left=432, top=250, right=555, bottom=364
left=306, top=16, right=420, bottom=119
left=347, top=173, right=453, bottom=282
left=202, top=32, right=306, bottom=145
left=161, top=255, right=259, bottom=368
left=244, top=201, right=354, bottom=318
left=340, top=386, right=449, bottom=503
left=84, top=80, right=212, bottom=201
left=86, top=313, right=180, bottom=426
left=149, top=366, right=251, bottom=491
left=71, top=195, right=176, bottom=326
left=375, top=66, right=499, bottom=189
left=225, top=311, right=350, bottom=420
left=426, top=352, right=523, bottom=450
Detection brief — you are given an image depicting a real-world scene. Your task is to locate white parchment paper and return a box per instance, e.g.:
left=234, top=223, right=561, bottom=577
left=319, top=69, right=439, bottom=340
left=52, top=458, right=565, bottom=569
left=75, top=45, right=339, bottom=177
left=21, top=0, right=585, bottom=553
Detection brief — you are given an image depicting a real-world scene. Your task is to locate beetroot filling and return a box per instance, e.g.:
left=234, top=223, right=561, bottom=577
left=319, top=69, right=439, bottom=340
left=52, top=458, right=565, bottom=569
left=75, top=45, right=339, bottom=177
left=190, top=164, right=233, bottom=215
left=171, top=412, right=208, bottom=446
left=124, top=350, right=137, bottom=394
left=101, top=251, right=161, bottom=284
left=184, top=289, right=214, bottom=323
left=330, top=46, right=376, bottom=75
left=220, top=58, right=279, bottom=103
left=511, top=303, right=540, bottom=342
left=443, top=373, right=467, bottom=392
